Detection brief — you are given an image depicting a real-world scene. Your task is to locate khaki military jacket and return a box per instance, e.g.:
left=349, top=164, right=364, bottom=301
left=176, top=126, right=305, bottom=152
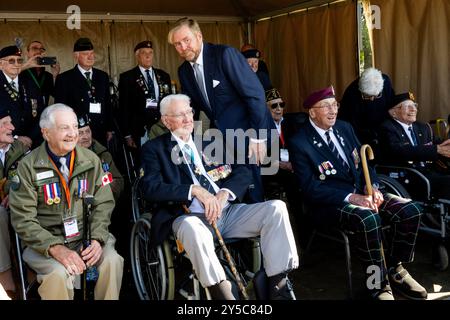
left=9, top=143, right=115, bottom=257
left=0, top=139, right=29, bottom=196
left=90, top=139, right=124, bottom=201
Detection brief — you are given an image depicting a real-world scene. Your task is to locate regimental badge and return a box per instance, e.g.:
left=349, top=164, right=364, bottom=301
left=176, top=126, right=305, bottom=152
left=31, top=99, right=38, bottom=117
left=10, top=175, right=20, bottom=191
left=102, top=162, right=110, bottom=173
left=409, top=92, right=415, bottom=101
left=207, top=164, right=232, bottom=182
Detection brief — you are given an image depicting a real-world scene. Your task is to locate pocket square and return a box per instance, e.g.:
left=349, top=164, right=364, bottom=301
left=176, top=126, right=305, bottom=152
left=213, top=80, right=220, bottom=88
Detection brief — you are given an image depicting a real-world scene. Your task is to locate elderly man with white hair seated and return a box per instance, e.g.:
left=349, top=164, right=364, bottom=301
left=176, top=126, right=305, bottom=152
left=9, top=103, right=123, bottom=300
left=339, top=67, right=396, bottom=147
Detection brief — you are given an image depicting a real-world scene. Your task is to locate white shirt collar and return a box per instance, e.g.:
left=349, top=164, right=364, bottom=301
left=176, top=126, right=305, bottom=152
left=77, top=64, right=93, bottom=75
left=190, top=42, right=204, bottom=68
left=138, top=65, right=153, bottom=74
left=0, top=144, right=11, bottom=165
left=394, top=119, right=412, bottom=132
left=3, top=72, right=18, bottom=87
left=309, top=118, right=332, bottom=142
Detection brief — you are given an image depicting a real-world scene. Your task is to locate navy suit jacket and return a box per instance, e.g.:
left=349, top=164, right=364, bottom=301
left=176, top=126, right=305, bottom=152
left=141, top=132, right=252, bottom=245
left=289, top=119, right=379, bottom=208
left=0, top=72, right=44, bottom=145
left=178, top=42, right=271, bottom=138
left=118, top=66, right=171, bottom=140
left=55, top=66, right=113, bottom=143
left=378, top=118, right=438, bottom=165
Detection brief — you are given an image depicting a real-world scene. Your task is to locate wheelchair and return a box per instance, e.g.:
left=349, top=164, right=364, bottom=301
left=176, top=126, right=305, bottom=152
left=129, top=176, right=262, bottom=300
left=375, top=164, right=450, bottom=271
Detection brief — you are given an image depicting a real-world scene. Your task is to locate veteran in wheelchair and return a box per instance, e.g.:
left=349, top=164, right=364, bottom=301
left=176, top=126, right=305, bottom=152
left=377, top=92, right=450, bottom=270
left=289, top=86, right=428, bottom=300
left=137, top=94, right=299, bottom=300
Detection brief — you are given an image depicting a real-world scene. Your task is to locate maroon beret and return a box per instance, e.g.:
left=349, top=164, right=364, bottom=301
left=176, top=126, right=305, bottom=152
left=303, top=86, right=335, bottom=109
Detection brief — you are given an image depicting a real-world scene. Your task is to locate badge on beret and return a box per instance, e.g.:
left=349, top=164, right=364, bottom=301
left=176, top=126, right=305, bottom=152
left=409, top=92, right=415, bottom=101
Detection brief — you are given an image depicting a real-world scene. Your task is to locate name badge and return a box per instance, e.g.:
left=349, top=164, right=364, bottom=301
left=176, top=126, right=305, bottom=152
left=146, top=99, right=158, bottom=109
left=36, top=170, right=54, bottom=180
left=89, top=102, right=101, bottom=114
left=280, top=149, right=289, bottom=162
left=63, top=216, right=80, bottom=238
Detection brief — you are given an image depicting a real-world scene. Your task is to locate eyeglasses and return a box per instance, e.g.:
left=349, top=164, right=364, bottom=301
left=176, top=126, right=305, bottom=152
left=361, top=92, right=382, bottom=100
left=270, top=102, right=285, bottom=109
left=313, top=102, right=340, bottom=110
left=165, top=109, right=195, bottom=119
left=1, top=58, right=24, bottom=65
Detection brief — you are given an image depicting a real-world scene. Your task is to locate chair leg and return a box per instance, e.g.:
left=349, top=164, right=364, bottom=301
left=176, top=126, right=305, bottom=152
left=338, top=230, right=353, bottom=300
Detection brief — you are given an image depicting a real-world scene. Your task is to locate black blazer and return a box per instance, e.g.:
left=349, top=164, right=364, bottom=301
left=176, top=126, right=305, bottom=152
left=118, top=66, right=171, bottom=140
left=378, top=118, right=438, bottom=165
left=289, top=119, right=379, bottom=208
left=0, top=72, right=44, bottom=145
left=54, top=66, right=112, bottom=143
left=140, top=132, right=252, bottom=245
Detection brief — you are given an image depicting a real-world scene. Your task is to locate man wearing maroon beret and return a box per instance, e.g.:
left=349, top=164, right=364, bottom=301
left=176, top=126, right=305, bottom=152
left=289, top=86, right=427, bottom=300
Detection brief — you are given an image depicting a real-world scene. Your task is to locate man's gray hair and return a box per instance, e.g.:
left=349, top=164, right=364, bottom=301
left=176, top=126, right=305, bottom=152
left=168, top=17, right=202, bottom=44
left=39, top=103, right=75, bottom=129
left=358, top=67, right=384, bottom=96
left=160, top=94, right=191, bottom=115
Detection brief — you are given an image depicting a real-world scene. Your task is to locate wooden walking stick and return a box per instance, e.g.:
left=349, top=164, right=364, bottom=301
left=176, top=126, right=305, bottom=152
left=360, top=145, right=388, bottom=273
left=183, top=205, right=249, bottom=300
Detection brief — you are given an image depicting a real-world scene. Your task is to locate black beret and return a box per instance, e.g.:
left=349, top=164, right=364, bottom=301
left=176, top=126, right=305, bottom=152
left=0, top=108, right=10, bottom=120
left=0, top=45, right=21, bottom=59
left=241, top=49, right=260, bottom=59
left=134, top=40, right=153, bottom=52
left=392, top=92, right=415, bottom=108
left=74, top=38, right=94, bottom=52
left=78, top=114, right=91, bottom=128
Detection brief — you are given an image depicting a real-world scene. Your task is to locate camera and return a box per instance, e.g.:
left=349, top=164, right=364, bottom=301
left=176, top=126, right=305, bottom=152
left=37, top=56, right=57, bottom=65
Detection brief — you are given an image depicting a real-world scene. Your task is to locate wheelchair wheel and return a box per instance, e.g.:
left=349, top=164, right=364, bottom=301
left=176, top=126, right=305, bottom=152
left=432, top=243, right=449, bottom=271
left=131, top=177, right=145, bottom=223
left=130, top=217, right=175, bottom=300
left=378, top=174, right=411, bottom=198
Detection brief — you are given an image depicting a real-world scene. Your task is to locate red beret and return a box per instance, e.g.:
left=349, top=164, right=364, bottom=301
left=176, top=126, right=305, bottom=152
left=303, top=86, right=335, bottom=109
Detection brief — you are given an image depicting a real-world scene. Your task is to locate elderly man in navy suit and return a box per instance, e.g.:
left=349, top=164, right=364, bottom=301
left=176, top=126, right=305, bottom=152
left=167, top=18, right=271, bottom=203
left=54, top=38, right=113, bottom=146
left=289, top=86, right=427, bottom=300
left=140, top=94, right=298, bottom=300
left=378, top=92, right=450, bottom=199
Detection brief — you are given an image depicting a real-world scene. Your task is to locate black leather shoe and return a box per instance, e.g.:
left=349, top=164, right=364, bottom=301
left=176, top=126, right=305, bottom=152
left=388, top=264, right=427, bottom=300
left=269, top=273, right=296, bottom=300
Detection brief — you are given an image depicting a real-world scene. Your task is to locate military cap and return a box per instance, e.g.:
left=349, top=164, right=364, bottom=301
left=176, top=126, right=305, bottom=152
left=303, top=86, right=336, bottom=109
left=265, top=88, right=282, bottom=103
left=0, top=45, right=21, bottom=59
left=78, top=114, right=91, bottom=128
left=134, top=40, right=153, bottom=52
left=74, top=38, right=94, bottom=52
left=392, top=92, right=415, bottom=108
left=241, top=49, right=260, bottom=59
left=0, top=108, right=10, bottom=120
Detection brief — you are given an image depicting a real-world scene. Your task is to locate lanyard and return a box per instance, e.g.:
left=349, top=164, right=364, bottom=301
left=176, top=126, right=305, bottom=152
left=279, top=128, right=285, bottom=147
left=27, top=69, right=45, bottom=89
left=48, top=150, right=75, bottom=209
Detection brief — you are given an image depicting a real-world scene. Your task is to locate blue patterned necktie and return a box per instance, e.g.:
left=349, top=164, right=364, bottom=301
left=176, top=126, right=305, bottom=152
left=145, top=69, right=156, bottom=99
left=325, top=130, right=350, bottom=171
left=183, top=144, right=215, bottom=194
left=408, top=126, right=418, bottom=146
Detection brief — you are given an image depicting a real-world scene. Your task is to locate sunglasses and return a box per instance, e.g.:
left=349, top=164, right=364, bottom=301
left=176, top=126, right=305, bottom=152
left=1, top=58, right=24, bottom=65
left=270, top=102, right=285, bottom=109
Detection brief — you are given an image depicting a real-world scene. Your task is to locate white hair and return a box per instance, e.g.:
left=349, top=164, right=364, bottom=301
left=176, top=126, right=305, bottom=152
left=159, top=94, right=191, bottom=115
left=39, top=103, right=75, bottom=129
left=358, top=67, right=384, bottom=96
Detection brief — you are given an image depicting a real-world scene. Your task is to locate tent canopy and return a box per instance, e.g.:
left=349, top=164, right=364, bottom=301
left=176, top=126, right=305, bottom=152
left=0, top=0, right=332, bottom=19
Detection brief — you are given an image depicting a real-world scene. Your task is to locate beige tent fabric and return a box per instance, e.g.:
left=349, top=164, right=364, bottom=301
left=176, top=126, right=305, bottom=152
left=0, top=20, right=244, bottom=87
left=254, top=0, right=358, bottom=113
left=371, top=0, right=450, bottom=122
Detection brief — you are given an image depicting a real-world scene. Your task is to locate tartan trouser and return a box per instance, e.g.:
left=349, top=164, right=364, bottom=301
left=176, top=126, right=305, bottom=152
left=337, top=192, right=422, bottom=282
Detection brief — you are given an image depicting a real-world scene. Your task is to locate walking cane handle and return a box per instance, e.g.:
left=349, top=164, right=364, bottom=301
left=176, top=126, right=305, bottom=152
left=360, top=144, right=374, bottom=196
